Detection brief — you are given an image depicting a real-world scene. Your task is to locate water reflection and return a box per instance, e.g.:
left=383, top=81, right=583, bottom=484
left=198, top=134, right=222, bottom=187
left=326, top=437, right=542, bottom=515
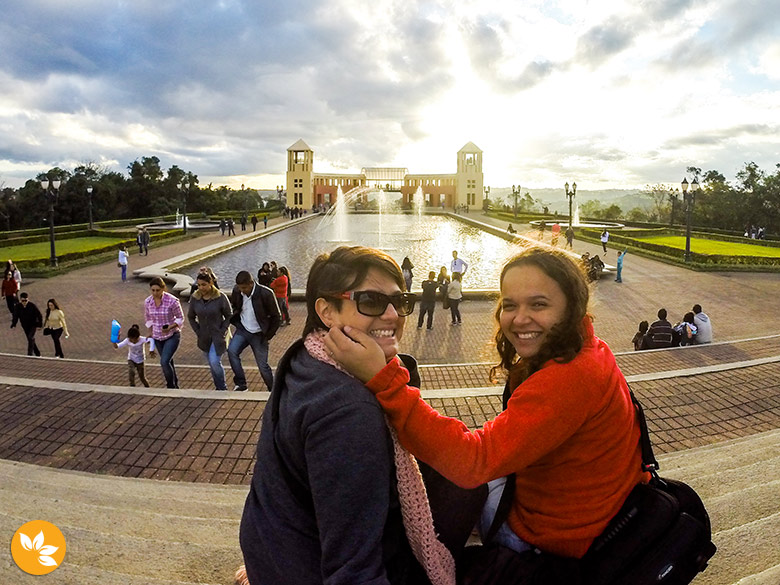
left=189, top=215, right=525, bottom=290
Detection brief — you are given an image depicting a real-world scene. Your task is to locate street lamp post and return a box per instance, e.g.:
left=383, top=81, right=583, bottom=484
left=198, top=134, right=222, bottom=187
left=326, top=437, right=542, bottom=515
left=483, top=186, right=490, bottom=211
left=41, top=178, right=61, bottom=267
left=681, top=177, right=699, bottom=263
left=179, top=179, right=189, bottom=235
left=277, top=185, right=284, bottom=203
left=511, top=185, right=520, bottom=218
left=565, top=181, right=577, bottom=229
left=87, top=186, right=94, bottom=230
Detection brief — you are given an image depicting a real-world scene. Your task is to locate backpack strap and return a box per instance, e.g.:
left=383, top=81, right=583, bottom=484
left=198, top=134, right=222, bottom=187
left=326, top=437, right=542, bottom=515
left=628, top=387, right=660, bottom=477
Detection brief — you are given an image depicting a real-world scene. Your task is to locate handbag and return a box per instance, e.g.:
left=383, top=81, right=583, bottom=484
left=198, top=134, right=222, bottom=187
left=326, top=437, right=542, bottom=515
left=458, top=388, right=716, bottom=585
left=43, top=327, right=52, bottom=336
left=580, top=390, right=717, bottom=585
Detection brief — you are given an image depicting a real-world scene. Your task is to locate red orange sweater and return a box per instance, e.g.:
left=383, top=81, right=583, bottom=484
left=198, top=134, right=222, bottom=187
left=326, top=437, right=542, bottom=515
left=366, top=321, right=648, bottom=558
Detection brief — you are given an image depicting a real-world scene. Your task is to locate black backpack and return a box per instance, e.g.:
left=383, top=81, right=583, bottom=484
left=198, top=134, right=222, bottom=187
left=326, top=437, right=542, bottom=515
left=579, top=390, right=717, bottom=584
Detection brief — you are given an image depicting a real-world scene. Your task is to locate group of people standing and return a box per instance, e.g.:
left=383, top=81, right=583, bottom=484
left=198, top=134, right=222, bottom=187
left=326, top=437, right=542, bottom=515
left=111, top=265, right=285, bottom=392
left=401, top=251, right=468, bottom=330
left=632, top=304, right=713, bottom=350
left=257, top=260, right=292, bottom=327
left=5, top=260, right=70, bottom=358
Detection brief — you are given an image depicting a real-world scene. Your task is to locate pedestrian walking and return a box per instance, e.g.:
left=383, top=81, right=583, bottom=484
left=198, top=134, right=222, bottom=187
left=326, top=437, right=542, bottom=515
left=417, top=271, right=439, bottom=330
left=615, top=249, right=627, bottom=283
left=251, top=215, right=258, bottom=231
left=43, top=298, right=69, bottom=358
left=227, top=218, right=236, bottom=235
left=565, top=226, right=574, bottom=249
left=136, top=229, right=145, bottom=255
left=141, top=228, right=150, bottom=255
left=600, top=229, right=610, bottom=254
left=437, top=266, right=450, bottom=309
left=144, top=277, right=185, bottom=388
left=228, top=271, right=281, bottom=391
left=188, top=272, right=232, bottom=391
left=263, top=215, right=268, bottom=229
left=551, top=222, right=561, bottom=247
left=448, top=271, right=463, bottom=325
left=11, top=292, right=43, bottom=356
left=270, top=266, right=292, bottom=326
left=241, top=214, right=247, bottom=231
left=2, top=270, right=19, bottom=316
left=113, top=324, right=154, bottom=387
left=401, top=256, right=414, bottom=291
left=5, top=260, right=21, bottom=288
left=220, top=218, right=227, bottom=235
left=118, top=245, right=129, bottom=283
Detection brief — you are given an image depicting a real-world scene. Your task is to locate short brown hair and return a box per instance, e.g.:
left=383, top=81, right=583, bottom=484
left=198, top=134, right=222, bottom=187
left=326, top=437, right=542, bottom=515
left=149, top=277, right=166, bottom=289
left=492, top=247, right=591, bottom=382
left=303, top=246, right=404, bottom=336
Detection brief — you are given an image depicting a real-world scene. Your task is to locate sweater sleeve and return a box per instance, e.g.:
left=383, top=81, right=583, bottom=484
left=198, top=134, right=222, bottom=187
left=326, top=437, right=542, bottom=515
left=366, top=357, right=599, bottom=489
left=305, top=401, right=394, bottom=585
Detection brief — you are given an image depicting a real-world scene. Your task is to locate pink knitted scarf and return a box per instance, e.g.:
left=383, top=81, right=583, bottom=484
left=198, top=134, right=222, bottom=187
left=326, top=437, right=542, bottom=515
left=304, top=330, right=456, bottom=585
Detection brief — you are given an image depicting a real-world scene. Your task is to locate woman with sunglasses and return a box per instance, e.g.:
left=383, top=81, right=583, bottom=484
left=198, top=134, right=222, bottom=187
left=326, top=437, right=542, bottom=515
left=239, top=245, right=482, bottom=585
left=326, top=247, right=648, bottom=566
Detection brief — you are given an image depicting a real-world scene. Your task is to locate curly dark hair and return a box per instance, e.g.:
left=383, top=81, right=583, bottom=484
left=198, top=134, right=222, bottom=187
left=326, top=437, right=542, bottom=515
left=491, top=247, right=592, bottom=384
left=303, top=246, right=404, bottom=337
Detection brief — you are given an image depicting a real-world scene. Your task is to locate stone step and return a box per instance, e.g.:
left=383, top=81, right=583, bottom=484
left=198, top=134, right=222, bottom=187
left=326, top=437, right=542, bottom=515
left=2, top=429, right=778, bottom=585
left=0, top=513, right=241, bottom=584
left=733, top=563, right=780, bottom=585
left=0, top=465, right=246, bottom=521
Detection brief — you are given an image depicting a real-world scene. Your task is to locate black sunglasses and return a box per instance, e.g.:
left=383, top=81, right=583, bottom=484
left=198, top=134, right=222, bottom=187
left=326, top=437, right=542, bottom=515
left=337, top=290, right=417, bottom=317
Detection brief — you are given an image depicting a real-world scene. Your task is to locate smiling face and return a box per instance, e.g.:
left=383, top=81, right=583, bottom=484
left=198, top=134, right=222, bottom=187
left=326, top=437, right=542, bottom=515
left=499, top=264, right=568, bottom=360
left=317, top=267, right=405, bottom=361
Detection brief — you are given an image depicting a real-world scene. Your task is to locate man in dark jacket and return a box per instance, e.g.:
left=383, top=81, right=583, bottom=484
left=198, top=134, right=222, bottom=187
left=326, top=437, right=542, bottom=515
left=228, top=271, right=281, bottom=391
left=11, top=292, right=43, bottom=356
left=417, top=271, right=439, bottom=330
left=646, top=308, right=674, bottom=348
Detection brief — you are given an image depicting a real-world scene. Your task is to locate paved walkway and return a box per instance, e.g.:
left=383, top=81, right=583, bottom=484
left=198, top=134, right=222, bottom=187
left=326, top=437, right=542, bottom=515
left=1, top=213, right=779, bottom=488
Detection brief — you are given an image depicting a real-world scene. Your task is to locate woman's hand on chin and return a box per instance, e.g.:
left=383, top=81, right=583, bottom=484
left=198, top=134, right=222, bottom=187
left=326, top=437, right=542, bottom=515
left=325, top=326, right=387, bottom=383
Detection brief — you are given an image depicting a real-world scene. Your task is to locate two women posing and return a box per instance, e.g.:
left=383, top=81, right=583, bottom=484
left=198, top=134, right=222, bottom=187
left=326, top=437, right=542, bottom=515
left=239, top=245, right=647, bottom=584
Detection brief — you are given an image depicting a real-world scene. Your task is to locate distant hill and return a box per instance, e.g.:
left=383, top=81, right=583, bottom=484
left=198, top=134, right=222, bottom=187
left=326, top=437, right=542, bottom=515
left=488, top=187, right=652, bottom=214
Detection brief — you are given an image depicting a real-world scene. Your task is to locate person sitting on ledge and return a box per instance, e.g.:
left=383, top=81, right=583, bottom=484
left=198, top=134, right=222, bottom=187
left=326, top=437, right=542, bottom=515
left=325, top=247, right=649, bottom=563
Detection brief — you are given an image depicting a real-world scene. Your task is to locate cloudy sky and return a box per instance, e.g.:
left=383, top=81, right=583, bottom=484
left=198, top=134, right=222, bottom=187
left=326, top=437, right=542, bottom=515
left=1, top=0, right=779, bottom=191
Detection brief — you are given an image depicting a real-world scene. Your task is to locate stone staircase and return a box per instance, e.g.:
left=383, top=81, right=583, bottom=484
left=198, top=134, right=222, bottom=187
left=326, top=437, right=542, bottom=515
left=2, top=428, right=779, bottom=584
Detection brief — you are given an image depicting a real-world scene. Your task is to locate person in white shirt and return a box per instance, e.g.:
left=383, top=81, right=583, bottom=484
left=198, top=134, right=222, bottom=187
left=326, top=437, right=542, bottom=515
left=692, top=304, right=713, bottom=344
left=118, top=245, right=129, bottom=283
left=450, top=250, right=468, bottom=277
left=113, top=324, right=155, bottom=387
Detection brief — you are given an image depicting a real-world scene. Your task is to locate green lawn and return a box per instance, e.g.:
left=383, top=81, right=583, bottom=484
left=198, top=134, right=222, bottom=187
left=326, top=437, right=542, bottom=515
left=635, top=235, right=780, bottom=257
left=0, top=237, right=129, bottom=261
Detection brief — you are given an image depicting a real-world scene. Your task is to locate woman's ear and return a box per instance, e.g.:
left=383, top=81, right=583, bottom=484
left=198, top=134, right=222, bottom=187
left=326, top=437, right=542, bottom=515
left=315, top=297, right=335, bottom=328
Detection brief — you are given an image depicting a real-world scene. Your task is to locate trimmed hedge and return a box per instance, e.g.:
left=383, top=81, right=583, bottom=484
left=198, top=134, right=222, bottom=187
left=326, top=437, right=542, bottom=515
left=9, top=229, right=183, bottom=270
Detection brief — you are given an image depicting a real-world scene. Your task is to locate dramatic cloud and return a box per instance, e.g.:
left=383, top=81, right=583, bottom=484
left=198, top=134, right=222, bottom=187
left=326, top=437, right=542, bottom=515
left=0, top=0, right=778, bottom=189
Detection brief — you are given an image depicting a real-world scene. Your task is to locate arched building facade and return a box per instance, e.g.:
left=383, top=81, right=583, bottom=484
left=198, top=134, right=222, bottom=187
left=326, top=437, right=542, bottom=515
left=286, top=140, right=484, bottom=210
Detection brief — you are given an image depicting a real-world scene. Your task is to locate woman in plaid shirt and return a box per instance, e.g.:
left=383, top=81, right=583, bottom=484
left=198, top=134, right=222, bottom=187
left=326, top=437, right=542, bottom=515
left=144, top=277, right=185, bottom=388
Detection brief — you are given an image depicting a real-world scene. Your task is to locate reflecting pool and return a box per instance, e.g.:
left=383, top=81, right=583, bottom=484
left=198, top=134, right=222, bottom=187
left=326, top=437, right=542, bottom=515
left=187, top=214, right=525, bottom=290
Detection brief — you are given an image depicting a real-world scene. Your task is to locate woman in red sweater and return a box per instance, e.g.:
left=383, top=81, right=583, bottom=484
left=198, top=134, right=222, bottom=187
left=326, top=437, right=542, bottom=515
left=270, top=266, right=291, bottom=326
left=326, top=247, right=648, bottom=560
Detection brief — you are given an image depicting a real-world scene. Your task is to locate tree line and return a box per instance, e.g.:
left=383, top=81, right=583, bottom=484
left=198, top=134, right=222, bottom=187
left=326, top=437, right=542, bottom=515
left=0, top=156, right=276, bottom=232
left=576, top=163, right=780, bottom=234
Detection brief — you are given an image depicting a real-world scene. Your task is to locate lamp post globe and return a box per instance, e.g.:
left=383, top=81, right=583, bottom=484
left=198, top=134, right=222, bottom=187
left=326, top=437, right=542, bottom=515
left=565, top=181, right=577, bottom=229
left=86, top=186, right=94, bottom=230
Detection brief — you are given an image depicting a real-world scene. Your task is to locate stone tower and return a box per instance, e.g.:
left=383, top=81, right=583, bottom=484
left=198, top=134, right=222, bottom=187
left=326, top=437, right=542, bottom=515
left=286, top=139, right=314, bottom=208
left=455, top=141, right=484, bottom=210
